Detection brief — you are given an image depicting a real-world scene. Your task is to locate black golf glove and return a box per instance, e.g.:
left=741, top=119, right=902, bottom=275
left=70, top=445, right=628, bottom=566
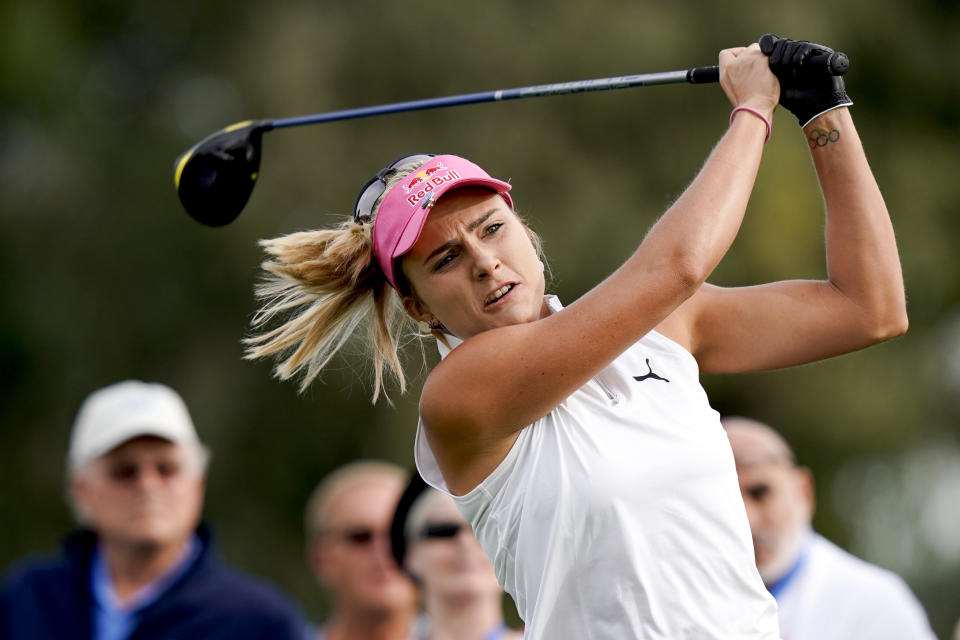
left=763, top=35, right=853, bottom=127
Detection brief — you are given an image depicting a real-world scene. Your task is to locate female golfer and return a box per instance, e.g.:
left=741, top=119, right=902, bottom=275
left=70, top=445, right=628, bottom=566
left=246, top=38, right=906, bottom=638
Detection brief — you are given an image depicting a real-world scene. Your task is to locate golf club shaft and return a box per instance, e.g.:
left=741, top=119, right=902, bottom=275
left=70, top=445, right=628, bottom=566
left=271, top=66, right=720, bottom=130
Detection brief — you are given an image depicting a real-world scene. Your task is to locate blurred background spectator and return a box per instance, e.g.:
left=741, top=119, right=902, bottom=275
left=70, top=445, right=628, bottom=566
left=723, top=416, right=936, bottom=640
left=390, top=473, right=522, bottom=640
left=304, top=461, right=421, bottom=640
left=0, top=380, right=311, bottom=640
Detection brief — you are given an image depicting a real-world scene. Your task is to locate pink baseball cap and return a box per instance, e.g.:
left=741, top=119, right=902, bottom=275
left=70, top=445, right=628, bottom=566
left=371, top=154, right=513, bottom=290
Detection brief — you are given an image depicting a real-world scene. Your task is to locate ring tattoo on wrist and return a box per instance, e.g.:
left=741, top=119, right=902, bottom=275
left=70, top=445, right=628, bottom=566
left=808, top=128, right=841, bottom=148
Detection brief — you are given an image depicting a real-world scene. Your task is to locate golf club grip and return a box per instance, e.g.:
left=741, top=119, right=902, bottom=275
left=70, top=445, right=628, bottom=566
left=687, top=66, right=719, bottom=84
left=816, top=50, right=849, bottom=76
left=759, top=34, right=850, bottom=76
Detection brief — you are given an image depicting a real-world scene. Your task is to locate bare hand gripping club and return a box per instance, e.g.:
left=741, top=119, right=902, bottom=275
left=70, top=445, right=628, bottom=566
left=173, top=35, right=847, bottom=227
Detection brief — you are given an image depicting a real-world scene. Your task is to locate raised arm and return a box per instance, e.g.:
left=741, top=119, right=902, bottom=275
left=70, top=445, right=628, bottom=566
left=662, top=42, right=908, bottom=373
left=419, top=44, right=779, bottom=492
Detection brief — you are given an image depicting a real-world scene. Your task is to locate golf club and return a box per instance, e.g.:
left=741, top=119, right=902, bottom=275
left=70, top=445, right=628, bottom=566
left=174, top=35, right=847, bottom=227
left=172, top=67, right=719, bottom=227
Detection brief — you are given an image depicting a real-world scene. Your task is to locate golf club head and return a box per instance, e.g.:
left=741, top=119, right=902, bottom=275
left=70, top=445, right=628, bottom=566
left=173, top=120, right=272, bottom=226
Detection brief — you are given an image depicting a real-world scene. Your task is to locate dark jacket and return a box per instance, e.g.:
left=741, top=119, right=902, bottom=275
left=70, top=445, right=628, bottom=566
left=0, top=525, right=310, bottom=640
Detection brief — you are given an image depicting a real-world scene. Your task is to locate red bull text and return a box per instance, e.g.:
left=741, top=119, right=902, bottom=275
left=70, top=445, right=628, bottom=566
left=403, top=168, right=462, bottom=206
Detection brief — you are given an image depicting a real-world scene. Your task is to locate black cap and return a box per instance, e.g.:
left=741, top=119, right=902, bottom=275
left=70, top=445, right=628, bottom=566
left=389, top=470, right=430, bottom=570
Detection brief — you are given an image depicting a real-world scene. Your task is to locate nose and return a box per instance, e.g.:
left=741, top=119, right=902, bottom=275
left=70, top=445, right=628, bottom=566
left=459, top=528, right=479, bottom=549
left=371, top=534, right=398, bottom=570
left=742, top=499, right=763, bottom=532
left=470, top=244, right=500, bottom=281
left=127, top=469, right=162, bottom=494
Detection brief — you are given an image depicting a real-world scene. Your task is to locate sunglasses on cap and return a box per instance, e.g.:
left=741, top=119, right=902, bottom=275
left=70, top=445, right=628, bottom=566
left=417, top=522, right=465, bottom=540
left=353, top=153, right=436, bottom=224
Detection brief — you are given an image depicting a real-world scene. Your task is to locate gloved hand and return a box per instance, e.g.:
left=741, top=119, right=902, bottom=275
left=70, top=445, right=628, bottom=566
left=762, top=34, right=853, bottom=127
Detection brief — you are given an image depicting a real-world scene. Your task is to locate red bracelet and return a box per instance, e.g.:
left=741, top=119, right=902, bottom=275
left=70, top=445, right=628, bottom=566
left=729, top=106, right=771, bottom=143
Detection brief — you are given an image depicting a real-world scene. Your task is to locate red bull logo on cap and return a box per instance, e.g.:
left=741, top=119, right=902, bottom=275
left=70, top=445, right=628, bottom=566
left=402, top=164, right=448, bottom=193
left=402, top=162, right=462, bottom=206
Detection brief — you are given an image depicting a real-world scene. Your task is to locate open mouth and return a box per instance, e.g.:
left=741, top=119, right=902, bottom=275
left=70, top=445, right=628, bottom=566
left=484, top=283, right=515, bottom=306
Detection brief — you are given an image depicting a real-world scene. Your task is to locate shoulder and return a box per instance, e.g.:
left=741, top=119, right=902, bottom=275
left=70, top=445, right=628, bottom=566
left=181, top=556, right=309, bottom=633
left=2, top=529, right=95, bottom=591
left=811, top=535, right=913, bottom=594
left=804, top=535, right=931, bottom=628
left=192, top=560, right=303, bottom=611
left=1, top=548, right=89, bottom=634
left=1, top=550, right=78, bottom=598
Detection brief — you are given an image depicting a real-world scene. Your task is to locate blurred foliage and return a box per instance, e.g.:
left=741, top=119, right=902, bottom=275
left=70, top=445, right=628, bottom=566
left=1, top=0, right=959, bottom=635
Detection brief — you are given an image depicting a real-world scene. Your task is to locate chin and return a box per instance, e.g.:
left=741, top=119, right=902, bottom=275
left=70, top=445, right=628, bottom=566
left=368, top=585, right=414, bottom=609
left=120, top=524, right=189, bottom=548
left=500, top=304, right=542, bottom=328
left=757, top=551, right=793, bottom=584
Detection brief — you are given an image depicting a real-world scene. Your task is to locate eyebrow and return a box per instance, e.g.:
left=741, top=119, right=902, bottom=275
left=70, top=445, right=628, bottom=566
left=424, top=209, right=499, bottom=264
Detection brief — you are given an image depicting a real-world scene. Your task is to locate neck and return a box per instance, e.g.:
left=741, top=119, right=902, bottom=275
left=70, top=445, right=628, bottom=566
left=323, top=606, right=414, bottom=640
left=424, top=590, right=504, bottom=640
left=101, top=537, right=190, bottom=604
left=763, top=531, right=813, bottom=598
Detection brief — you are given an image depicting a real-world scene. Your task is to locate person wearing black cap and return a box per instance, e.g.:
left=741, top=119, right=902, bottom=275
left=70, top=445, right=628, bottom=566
left=391, top=474, right=521, bottom=640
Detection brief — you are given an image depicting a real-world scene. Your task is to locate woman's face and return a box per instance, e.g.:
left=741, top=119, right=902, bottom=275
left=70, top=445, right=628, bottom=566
left=406, top=493, right=501, bottom=601
left=399, top=188, right=547, bottom=340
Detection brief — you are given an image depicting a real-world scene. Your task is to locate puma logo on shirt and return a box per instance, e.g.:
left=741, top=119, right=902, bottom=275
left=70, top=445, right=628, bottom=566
left=633, top=359, right=670, bottom=383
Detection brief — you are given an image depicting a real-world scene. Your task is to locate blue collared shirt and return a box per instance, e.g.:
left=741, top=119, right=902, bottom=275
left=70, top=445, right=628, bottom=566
left=90, top=536, right=201, bottom=640
left=766, top=530, right=813, bottom=601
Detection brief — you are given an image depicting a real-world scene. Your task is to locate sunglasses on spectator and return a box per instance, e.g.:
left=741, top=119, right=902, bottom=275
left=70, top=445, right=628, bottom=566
left=326, top=527, right=389, bottom=546
left=353, top=153, right=436, bottom=223
left=104, top=460, right=184, bottom=484
left=418, top=522, right=465, bottom=540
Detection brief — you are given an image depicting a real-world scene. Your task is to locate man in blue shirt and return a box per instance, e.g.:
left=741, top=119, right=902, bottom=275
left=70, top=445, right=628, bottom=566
left=1, top=380, right=311, bottom=640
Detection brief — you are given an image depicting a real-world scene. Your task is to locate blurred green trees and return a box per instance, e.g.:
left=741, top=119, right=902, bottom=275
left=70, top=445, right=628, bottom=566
left=2, top=1, right=958, bottom=635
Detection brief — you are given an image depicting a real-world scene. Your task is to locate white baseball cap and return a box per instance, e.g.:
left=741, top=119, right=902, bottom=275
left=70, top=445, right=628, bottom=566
left=68, top=380, right=201, bottom=471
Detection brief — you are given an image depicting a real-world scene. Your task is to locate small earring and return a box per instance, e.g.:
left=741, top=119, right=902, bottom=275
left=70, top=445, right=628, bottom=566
left=538, top=260, right=545, bottom=272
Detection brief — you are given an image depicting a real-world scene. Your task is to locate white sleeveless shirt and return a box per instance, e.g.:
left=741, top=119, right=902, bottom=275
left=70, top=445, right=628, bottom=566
left=416, top=296, right=780, bottom=639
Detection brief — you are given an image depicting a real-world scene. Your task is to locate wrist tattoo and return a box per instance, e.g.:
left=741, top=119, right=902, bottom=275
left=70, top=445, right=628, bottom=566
left=808, top=128, right=840, bottom=149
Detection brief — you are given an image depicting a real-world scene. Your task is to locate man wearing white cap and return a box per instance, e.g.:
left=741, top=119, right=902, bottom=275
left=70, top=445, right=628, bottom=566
left=0, top=380, right=310, bottom=640
left=723, top=416, right=936, bottom=640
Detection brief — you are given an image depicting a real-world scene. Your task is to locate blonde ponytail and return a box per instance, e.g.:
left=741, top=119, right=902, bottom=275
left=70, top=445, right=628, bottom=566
left=244, top=157, right=539, bottom=401
left=244, top=219, right=415, bottom=402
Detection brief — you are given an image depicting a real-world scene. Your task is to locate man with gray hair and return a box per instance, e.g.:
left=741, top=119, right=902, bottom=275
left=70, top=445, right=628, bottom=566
left=723, top=415, right=936, bottom=640
left=0, top=380, right=310, bottom=640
